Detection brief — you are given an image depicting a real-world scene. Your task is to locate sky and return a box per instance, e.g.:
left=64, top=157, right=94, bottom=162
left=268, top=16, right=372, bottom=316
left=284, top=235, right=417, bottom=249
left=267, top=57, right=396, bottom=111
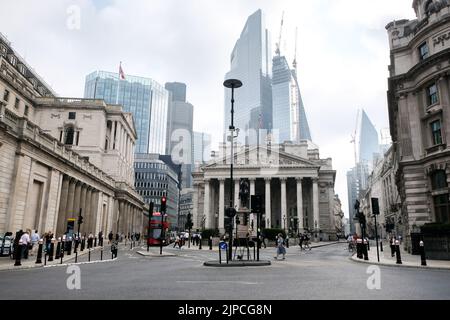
left=0, top=0, right=417, bottom=218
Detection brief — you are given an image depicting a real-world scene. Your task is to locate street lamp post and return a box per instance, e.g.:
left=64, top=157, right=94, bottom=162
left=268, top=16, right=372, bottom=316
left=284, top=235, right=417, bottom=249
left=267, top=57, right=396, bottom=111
left=224, top=78, right=243, bottom=261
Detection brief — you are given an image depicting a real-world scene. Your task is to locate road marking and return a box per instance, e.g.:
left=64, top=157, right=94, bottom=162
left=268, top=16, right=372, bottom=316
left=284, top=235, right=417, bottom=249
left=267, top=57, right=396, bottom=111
left=176, top=280, right=260, bottom=285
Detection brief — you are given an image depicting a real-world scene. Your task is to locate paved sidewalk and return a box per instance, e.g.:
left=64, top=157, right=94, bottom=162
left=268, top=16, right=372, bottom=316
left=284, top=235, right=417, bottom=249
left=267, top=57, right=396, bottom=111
left=350, top=244, right=450, bottom=270
left=0, top=242, right=137, bottom=272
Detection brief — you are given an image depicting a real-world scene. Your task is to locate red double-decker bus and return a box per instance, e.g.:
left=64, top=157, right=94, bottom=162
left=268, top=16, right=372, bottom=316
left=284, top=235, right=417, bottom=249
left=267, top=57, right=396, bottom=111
left=147, top=212, right=170, bottom=246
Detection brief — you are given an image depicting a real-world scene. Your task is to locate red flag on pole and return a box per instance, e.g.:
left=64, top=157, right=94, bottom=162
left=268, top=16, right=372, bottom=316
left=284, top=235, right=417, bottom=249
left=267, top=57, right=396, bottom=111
left=119, top=62, right=125, bottom=80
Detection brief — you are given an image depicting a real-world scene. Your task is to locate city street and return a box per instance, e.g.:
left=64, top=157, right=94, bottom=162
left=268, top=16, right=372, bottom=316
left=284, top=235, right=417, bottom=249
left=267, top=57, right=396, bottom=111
left=1, top=243, right=449, bottom=300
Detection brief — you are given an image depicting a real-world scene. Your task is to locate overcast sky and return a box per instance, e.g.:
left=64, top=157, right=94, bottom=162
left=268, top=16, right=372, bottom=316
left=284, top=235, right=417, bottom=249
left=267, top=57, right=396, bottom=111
left=0, top=0, right=417, bottom=218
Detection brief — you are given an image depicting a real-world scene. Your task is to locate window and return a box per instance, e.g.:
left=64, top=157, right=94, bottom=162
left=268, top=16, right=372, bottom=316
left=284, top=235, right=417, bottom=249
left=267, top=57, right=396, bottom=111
left=431, top=170, right=448, bottom=190
left=3, top=89, right=9, bottom=102
left=419, top=42, right=429, bottom=60
left=24, top=105, right=29, bottom=116
left=14, top=97, right=20, bottom=109
left=64, top=127, right=75, bottom=145
left=431, top=120, right=443, bottom=145
left=427, top=84, right=439, bottom=106
left=68, top=112, right=76, bottom=120
left=433, top=194, right=450, bottom=223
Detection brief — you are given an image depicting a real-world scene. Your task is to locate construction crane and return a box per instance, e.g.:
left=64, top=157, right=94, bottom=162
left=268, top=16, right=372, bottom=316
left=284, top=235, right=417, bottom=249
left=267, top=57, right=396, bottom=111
left=293, top=27, right=298, bottom=71
left=275, top=11, right=284, bottom=56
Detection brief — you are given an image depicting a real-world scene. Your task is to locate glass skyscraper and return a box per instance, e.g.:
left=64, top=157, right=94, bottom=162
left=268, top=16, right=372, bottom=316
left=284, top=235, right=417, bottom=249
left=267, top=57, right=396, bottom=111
left=272, top=55, right=312, bottom=143
left=224, top=9, right=272, bottom=144
left=84, top=71, right=169, bottom=154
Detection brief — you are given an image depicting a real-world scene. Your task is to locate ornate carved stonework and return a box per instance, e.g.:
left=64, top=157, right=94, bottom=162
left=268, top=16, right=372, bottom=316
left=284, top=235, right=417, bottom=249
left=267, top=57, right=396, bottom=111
left=51, top=114, right=61, bottom=119
left=83, top=114, right=92, bottom=120
left=433, top=29, right=450, bottom=47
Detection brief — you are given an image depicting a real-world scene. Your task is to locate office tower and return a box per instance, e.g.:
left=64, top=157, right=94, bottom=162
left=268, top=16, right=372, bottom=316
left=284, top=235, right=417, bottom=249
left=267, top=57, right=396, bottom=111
left=356, top=109, right=380, bottom=170
left=84, top=71, right=169, bottom=154
left=165, top=82, right=194, bottom=189
left=272, top=54, right=312, bottom=143
left=193, top=132, right=211, bottom=166
left=224, top=9, right=272, bottom=145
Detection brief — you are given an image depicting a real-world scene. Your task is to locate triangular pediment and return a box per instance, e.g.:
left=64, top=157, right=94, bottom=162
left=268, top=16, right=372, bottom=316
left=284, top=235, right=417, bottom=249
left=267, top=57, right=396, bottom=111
left=205, top=145, right=319, bottom=169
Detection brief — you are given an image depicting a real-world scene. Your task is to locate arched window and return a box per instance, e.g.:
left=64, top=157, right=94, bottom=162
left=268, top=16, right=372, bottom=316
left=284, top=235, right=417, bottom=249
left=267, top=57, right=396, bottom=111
left=64, top=126, right=75, bottom=145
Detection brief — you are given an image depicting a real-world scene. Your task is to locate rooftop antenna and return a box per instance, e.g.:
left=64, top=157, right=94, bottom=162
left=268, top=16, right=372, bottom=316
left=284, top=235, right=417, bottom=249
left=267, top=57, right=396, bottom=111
left=293, top=27, right=298, bottom=71
left=275, top=11, right=284, bottom=56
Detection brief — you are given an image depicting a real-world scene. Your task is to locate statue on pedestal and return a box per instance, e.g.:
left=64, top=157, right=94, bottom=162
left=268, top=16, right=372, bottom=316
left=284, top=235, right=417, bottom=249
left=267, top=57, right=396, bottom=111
left=239, top=179, right=250, bottom=209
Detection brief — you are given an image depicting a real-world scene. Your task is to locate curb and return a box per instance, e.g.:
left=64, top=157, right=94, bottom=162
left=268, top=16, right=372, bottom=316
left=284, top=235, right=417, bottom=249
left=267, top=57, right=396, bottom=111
left=349, top=256, right=450, bottom=271
left=310, top=241, right=342, bottom=249
left=204, top=260, right=271, bottom=267
left=43, top=258, right=118, bottom=268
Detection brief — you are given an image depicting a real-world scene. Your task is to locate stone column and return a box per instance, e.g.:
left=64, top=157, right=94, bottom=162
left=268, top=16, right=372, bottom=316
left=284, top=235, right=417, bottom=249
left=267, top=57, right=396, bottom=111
left=79, top=184, right=87, bottom=219
left=56, top=175, right=70, bottom=236
left=83, top=188, right=92, bottom=235
left=89, top=190, right=99, bottom=234
left=297, top=178, right=304, bottom=232
left=203, top=180, right=211, bottom=229
left=73, top=182, right=82, bottom=219
left=192, top=182, right=199, bottom=230
left=281, top=178, right=287, bottom=231
left=234, top=179, right=240, bottom=209
left=118, top=201, right=125, bottom=234
left=219, top=178, right=225, bottom=232
left=265, top=178, right=271, bottom=228
left=313, top=178, right=320, bottom=238
left=65, top=179, right=77, bottom=224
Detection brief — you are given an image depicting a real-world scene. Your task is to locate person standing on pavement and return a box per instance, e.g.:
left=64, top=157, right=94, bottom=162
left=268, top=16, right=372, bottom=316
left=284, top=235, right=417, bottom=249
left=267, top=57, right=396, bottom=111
left=274, top=233, right=286, bottom=260
left=98, top=231, right=103, bottom=247
left=20, top=230, right=31, bottom=259
left=30, top=230, right=40, bottom=256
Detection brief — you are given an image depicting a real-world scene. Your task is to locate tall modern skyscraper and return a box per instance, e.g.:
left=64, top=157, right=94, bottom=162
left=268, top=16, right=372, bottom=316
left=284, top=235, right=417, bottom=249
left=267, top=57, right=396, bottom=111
left=165, top=82, right=194, bottom=189
left=356, top=109, right=380, bottom=169
left=347, top=109, right=379, bottom=226
left=272, top=54, right=312, bottom=143
left=193, top=132, right=211, bottom=166
left=224, top=9, right=272, bottom=144
left=84, top=71, right=169, bottom=154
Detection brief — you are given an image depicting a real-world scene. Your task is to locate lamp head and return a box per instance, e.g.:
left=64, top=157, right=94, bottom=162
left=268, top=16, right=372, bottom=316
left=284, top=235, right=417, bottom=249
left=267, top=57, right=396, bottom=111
left=224, top=79, right=243, bottom=89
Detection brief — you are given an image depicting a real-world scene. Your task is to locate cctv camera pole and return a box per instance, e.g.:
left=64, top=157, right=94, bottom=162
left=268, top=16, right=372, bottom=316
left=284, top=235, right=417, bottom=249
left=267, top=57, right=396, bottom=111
left=224, top=79, right=243, bottom=262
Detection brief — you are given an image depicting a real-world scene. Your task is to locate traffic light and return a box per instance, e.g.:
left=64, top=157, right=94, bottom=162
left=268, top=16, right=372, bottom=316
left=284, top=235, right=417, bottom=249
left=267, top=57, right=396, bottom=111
left=371, top=198, right=380, bottom=215
left=185, top=212, right=193, bottom=230
left=251, top=195, right=262, bottom=214
left=224, top=216, right=232, bottom=231
left=161, top=196, right=167, bottom=213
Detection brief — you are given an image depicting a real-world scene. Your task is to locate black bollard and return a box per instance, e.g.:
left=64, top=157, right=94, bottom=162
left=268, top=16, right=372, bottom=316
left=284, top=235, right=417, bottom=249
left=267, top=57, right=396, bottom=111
left=101, top=247, right=103, bottom=261
left=88, top=248, right=91, bottom=262
left=420, top=241, right=427, bottom=266
left=209, top=237, right=212, bottom=250
left=44, top=252, right=47, bottom=266
left=14, top=241, right=23, bottom=266
left=356, top=238, right=363, bottom=259
left=199, top=239, right=202, bottom=250
left=367, top=239, right=370, bottom=251
left=55, top=239, right=61, bottom=260
left=67, top=239, right=72, bottom=256
left=81, top=237, right=85, bottom=251
left=48, top=240, right=55, bottom=262
left=395, top=240, right=402, bottom=264
left=75, top=251, right=78, bottom=263
left=60, top=239, right=65, bottom=264
left=380, top=240, right=383, bottom=252
left=363, top=239, right=369, bottom=261
left=36, top=240, right=43, bottom=264
left=94, top=237, right=97, bottom=247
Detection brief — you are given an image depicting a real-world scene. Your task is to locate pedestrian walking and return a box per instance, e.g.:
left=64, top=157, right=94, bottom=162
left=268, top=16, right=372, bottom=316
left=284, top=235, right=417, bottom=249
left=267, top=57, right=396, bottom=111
left=274, top=233, right=286, bottom=260
left=98, top=231, right=104, bottom=247
left=108, top=231, right=113, bottom=244
left=299, top=233, right=304, bottom=250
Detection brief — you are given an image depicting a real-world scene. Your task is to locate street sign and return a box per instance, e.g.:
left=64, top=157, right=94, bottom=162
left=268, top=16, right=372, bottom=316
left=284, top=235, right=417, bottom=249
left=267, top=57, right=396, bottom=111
left=220, top=242, right=228, bottom=250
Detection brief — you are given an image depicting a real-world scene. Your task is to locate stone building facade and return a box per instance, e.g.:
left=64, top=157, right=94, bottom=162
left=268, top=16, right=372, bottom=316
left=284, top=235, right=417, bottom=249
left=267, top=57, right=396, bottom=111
left=192, top=142, right=337, bottom=241
left=386, top=0, right=450, bottom=250
left=0, top=33, right=145, bottom=238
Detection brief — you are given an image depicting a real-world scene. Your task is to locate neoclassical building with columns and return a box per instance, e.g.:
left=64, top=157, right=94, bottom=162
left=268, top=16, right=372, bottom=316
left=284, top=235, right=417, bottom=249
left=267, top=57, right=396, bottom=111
left=0, top=33, right=145, bottom=238
left=192, top=141, right=337, bottom=241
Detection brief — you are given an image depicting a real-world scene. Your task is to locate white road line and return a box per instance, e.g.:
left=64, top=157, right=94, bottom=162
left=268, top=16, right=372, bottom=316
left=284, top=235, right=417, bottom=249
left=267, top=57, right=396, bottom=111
left=176, top=280, right=260, bottom=285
